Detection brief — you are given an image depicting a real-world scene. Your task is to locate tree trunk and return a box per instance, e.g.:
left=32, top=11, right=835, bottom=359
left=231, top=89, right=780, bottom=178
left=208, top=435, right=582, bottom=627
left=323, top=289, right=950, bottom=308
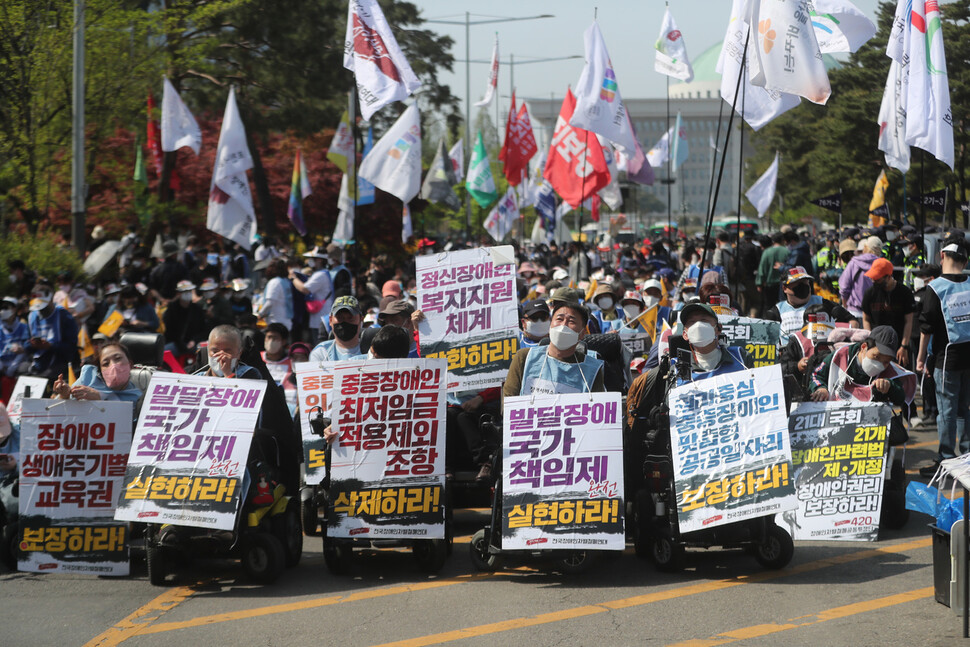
left=247, top=131, right=277, bottom=236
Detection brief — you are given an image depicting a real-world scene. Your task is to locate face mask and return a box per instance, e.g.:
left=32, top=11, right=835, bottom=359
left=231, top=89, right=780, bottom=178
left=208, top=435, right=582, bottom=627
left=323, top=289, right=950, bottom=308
left=643, top=296, right=661, bottom=310
left=623, top=305, right=642, bottom=320
left=179, top=292, right=193, bottom=304
left=30, top=294, right=51, bottom=312
left=598, top=297, right=614, bottom=310
left=687, top=321, right=718, bottom=347
left=694, top=346, right=722, bottom=372
left=265, top=339, right=283, bottom=355
left=549, top=325, right=580, bottom=351
left=8, top=274, right=16, bottom=284
left=886, top=231, right=896, bottom=241
left=790, top=283, right=812, bottom=299
left=101, top=362, right=131, bottom=389
left=211, top=357, right=238, bottom=377
left=0, top=308, right=13, bottom=322
left=861, top=355, right=886, bottom=377
left=333, top=322, right=359, bottom=342
left=132, top=260, right=143, bottom=268
left=202, top=290, right=216, bottom=299
left=913, top=277, right=926, bottom=291
left=904, top=246, right=916, bottom=258
left=525, top=320, right=550, bottom=337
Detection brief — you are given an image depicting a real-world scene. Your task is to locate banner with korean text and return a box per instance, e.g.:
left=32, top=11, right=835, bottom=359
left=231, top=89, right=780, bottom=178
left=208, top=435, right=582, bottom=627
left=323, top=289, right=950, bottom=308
left=329, top=359, right=447, bottom=539
left=502, top=392, right=625, bottom=550
left=668, top=364, right=796, bottom=533
left=417, top=246, right=519, bottom=391
left=294, top=360, right=338, bottom=485
left=114, top=373, right=266, bottom=531
left=18, top=400, right=132, bottom=575
left=7, top=376, right=49, bottom=424
left=717, top=315, right=781, bottom=368
left=785, top=401, right=890, bottom=541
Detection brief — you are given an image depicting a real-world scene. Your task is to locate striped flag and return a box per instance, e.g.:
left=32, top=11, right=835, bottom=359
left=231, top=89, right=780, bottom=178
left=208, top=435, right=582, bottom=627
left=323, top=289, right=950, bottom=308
left=287, top=149, right=312, bottom=236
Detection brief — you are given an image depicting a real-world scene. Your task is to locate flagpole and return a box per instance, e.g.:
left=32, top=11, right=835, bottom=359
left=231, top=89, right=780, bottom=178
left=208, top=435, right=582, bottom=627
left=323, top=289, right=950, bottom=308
left=919, top=150, right=925, bottom=248
left=838, top=187, right=843, bottom=231
left=733, top=74, right=747, bottom=302
left=902, top=171, right=908, bottom=223
left=666, top=76, right=672, bottom=238
left=349, top=86, right=358, bottom=245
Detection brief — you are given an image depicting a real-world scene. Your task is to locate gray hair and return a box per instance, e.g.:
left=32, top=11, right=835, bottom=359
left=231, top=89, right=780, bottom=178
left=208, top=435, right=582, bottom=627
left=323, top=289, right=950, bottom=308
left=208, top=324, right=243, bottom=352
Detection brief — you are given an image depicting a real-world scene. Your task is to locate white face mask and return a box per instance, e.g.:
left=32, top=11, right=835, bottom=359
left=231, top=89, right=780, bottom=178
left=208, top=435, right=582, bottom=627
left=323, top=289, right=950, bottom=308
left=0, top=308, right=13, bottom=322
left=643, top=295, right=661, bottom=310
left=886, top=231, right=896, bottom=241
left=623, top=305, right=642, bottom=321
left=694, top=346, right=722, bottom=372
left=30, top=293, right=51, bottom=312
left=904, top=246, right=916, bottom=258
left=525, top=320, right=550, bottom=337
left=549, top=325, right=580, bottom=351
left=8, top=274, right=16, bottom=284
left=265, top=339, right=283, bottom=355
left=861, top=354, right=886, bottom=377
left=687, top=321, right=718, bottom=347
left=913, top=277, right=926, bottom=291
left=202, top=290, right=216, bottom=299
left=211, top=357, right=238, bottom=377
left=179, top=292, right=193, bottom=304
left=597, top=297, right=614, bottom=311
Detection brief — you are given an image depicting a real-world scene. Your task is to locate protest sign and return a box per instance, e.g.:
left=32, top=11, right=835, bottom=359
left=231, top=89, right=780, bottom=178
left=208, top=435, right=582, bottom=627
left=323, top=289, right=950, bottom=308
left=18, top=399, right=132, bottom=575
left=717, top=315, right=781, bottom=368
left=502, top=393, right=625, bottom=550
left=294, top=360, right=338, bottom=485
left=785, top=401, right=890, bottom=541
left=329, top=358, right=447, bottom=539
left=114, top=373, right=266, bottom=531
left=668, top=364, right=796, bottom=533
left=416, top=246, right=519, bottom=391
left=619, top=332, right=653, bottom=359
left=6, top=376, right=49, bottom=424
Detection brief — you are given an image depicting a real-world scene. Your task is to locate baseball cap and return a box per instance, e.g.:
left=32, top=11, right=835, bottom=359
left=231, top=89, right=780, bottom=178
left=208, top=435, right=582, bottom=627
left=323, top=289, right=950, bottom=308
left=865, top=257, right=895, bottom=281
left=642, top=279, right=664, bottom=294
left=382, top=280, right=403, bottom=298
left=784, top=266, right=814, bottom=284
left=379, top=298, right=414, bottom=318
left=680, top=302, right=717, bottom=325
left=868, top=325, right=899, bottom=356
left=620, top=290, right=643, bottom=305
left=549, top=286, right=580, bottom=306
left=332, top=295, right=361, bottom=317
left=521, top=299, right=550, bottom=318
left=942, top=240, right=969, bottom=258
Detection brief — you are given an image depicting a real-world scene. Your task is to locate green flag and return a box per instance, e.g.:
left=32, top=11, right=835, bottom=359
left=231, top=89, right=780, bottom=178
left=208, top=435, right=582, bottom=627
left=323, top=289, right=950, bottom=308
left=467, top=130, right=497, bottom=208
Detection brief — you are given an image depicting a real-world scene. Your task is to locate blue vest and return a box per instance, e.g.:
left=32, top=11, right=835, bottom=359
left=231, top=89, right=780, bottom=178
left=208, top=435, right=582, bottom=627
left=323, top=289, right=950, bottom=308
left=672, top=345, right=747, bottom=386
left=519, top=346, right=603, bottom=395
left=591, top=308, right=623, bottom=333
left=776, top=295, right=823, bottom=345
left=518, top=331, right=543, bottom=348
left=309, top=339, right=361, bottom=362
left=929, top=277, right=970, bottom=346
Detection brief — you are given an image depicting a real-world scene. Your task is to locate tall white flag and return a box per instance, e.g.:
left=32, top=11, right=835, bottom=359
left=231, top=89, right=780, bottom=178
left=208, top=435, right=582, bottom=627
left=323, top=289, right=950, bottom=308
left=332, top=174, right=355, bottom=246
left=358, top=104, right=422, bottom=203
left=206, top=88, right=256, bottom=250
left=448, top=139, right=464, bottom=181
left=745, top=153, right=780, bottom=219
left=810, top=0, right=877, bottom=54
left=717, top=0, right=800, bottom=131
left=597, top=136, right=622, bottom=210
left=877, top=59, right=910, bottom=173
left=647, top=129, right=672, bottom=168
left=654, top=8, right=694, bottom=82
left=747, top=0, right=831, bottom=105
left=343, top=0, right=422, bottom=120
left=483, top=187, right=519, bottom=242
left=475, top=36, right=499, bottom=107
left=904, top=0, right=954, bottom=170
left=161, top=78, right=201, bottom=154
left=569, top=21, right=638, bottom=154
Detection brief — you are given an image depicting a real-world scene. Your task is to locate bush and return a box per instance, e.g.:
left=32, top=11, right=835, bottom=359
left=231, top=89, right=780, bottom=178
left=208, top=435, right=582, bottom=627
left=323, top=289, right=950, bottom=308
left=0, top=232, right=84, bottom=294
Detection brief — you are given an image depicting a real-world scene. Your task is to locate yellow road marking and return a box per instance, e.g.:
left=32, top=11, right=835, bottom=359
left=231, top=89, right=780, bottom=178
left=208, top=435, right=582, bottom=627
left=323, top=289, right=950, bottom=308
left=369, top=538, right=932, bottom=647
left=666, top=587, right=933, bottom=647
left=83, top=585, right=198, bottom=647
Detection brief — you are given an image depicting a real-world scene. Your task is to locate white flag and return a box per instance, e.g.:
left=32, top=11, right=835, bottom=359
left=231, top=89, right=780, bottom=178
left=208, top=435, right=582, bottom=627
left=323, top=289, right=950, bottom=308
left=343, top=0, right=422, bottom=120
left=448, top=139, right=464, bottom=181
left=647, top=129, right=671, bottom=168
left=161, top=78, right=201, bottom=154
left=597, top=136, right=622, bottom=211
left=569, top=21, right=638, bottom=154
left=654, top=8, right=694, bottom=82
left=484, top=187, right=519, bottom=242
left=747, top=0, right=831, bottom=105
left=745, top=153, right=780, bottom=219
left=877, top=59, right=910, bottom=173
left=904, top=0, right=954, bottom=170
left=810, top=0, right=877, bottom=54
left=475, top=36, right=499, bottom=107
left=206, top=88, right=256, bottom=250
left=358, top=104, right=422, bottom=203
left=717, top=0, right=801, bottom=131
left=332, top=174, right=355, bottom=246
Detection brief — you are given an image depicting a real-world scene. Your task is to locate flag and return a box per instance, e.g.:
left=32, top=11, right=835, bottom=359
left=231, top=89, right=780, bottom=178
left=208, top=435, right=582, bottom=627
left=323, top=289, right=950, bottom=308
left=868, top=170, right=889, bottom=227
left=402, top=203, right=413, bottom=243
left=536, top=181, right=557, bottom=241
left=475, top=35, right=499, bottom=107
left=333, top=173, right=355, bottom=246
left=810, top=0, right=877, bottom=54
left=590, top=194, right=601, bottom=223
left=747, top=0, right=831, bottom=105
left=647, top=129, right=671, bottom=168
left=869, top=204, right=890, bottom=221
left=146, top=92, right=163, bottom=174
left=420, top=139, right=461, bottom=210
left=133, top=136, right=150, bottom=227
left=655, top=8, right=694, bottom=82
left=328, top=110, right=355, bottom=174
left=343, top=0, right=421, bottom=120
left=569, top=21, right=638, bottom=155
left=356, top=127, right=376, bottom=205
left=544, top=89, right=610, bottom=209
left=597, top=137, right=622, bottom=210
left=621, top=113, right=655, bottom=186
left=483, top=187, right=519, bottom=242
left=206, top=88, right=256, bottom=250
left=810, top=192, right=842, bottom=213
left=358, top=103, right=422, bottom=204
left=904, top=0, right=954, bottom=170
left=672, top=112, right=688, bottom=172
left=287, top=149, right=312, bottom=236
left=912, top=189, right=947, bottom=214
left=448, top=139, right=464, bottom=181
left=467, top=130, right=498, bottom=208
left=878, top=59, right=911, bottom=173
left=745, top=153, right=780, bottom=218
left=160, top=77, right=201, bottom=155
left=501, top=97, right=539, bottom=186
left=717, top=0, right=801, bottom=130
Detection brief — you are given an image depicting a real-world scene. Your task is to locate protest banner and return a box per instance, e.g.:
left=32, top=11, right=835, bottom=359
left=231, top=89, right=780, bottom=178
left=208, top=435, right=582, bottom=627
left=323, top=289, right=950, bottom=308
left=502, top=392, right=625, bottom=550
left=114, top=373, right=266, bottom=531
left=416, top=245, right=519, bottom=391
left=785, top=401, right=891, bottom=541
left=668, top=364, right=796, bottom=533
left=717, top=315, right=781, bottom=368
left=6, top=376, right=49, bottom=425
left=294, top=360, right=339, bottom=485
left=619, top=332, right=653, bottom=360
left=329, top=358, right=447, bottom=539
left=18, top=399, right=132, bottom=575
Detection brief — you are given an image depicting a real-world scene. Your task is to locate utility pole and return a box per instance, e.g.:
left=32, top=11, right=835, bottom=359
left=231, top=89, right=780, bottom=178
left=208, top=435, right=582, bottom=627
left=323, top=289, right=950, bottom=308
left=71, top=0, right=86, bottom=254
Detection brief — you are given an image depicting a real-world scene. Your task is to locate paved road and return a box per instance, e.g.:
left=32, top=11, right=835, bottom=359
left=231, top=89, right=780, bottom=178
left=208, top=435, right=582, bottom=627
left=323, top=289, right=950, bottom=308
left=2, top=425, right=965, bottom=647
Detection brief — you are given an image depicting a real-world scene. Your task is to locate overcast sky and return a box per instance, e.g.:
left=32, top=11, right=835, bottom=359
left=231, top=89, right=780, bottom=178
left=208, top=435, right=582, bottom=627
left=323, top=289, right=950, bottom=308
left=413, top=0, right=884, bottom=114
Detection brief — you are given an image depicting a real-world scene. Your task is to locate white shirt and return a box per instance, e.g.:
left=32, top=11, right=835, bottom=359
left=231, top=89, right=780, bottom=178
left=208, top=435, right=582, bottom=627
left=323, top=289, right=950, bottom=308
left=304, top=269, right=334, bottom=331
left=261, top=277, right=292, bottom=329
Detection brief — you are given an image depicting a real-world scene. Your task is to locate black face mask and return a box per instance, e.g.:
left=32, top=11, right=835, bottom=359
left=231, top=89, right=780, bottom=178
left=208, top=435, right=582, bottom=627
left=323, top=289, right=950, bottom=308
left=791, top=283, right=811, bottom=299
left=333, top=322, right=359, bottom=342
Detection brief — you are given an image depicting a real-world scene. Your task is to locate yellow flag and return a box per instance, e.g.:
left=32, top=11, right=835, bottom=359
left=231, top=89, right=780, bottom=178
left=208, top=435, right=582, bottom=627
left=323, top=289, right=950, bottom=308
left=869, top=170, right=889, bottom=228
left=98, top=310, right=124, bottom=338
left=642, top=306, right=658, bottom=343
left=78, top=327, right=94, bottom=359
left=584, top=279, right=598, bottom=303
left=67, top=363, right=77, bottom=386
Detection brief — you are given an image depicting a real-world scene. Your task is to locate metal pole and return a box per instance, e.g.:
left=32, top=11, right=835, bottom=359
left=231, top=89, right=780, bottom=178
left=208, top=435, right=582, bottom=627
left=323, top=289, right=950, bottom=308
left=464, top=12, right=471, bottom=241
left=666, top=76, right=671, bottom=236
left=71, top=0, right=86, bottom=254
left=349, top=87, right=357, bottom=242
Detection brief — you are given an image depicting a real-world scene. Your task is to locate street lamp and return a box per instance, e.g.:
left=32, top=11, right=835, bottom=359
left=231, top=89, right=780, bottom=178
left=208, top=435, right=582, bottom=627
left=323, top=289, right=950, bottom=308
left=424, top=12, right=554, bottom=241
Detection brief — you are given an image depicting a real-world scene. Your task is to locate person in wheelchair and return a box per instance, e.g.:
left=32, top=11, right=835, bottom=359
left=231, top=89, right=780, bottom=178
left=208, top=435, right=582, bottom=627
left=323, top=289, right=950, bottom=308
left=51, top=341, right=143, bottom=404
left=671, top=302, right=746, bottom=384
left=194, top=325, right=263, bottom=380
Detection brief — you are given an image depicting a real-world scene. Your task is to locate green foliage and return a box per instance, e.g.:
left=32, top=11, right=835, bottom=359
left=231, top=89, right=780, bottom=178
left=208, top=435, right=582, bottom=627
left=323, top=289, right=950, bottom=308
left=0, top=231, right=83, bottom=294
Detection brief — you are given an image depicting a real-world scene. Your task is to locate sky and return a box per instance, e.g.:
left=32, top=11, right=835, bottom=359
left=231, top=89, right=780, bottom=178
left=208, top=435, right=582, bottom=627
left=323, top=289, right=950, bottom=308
left=413, top=0, right=885, bottom=116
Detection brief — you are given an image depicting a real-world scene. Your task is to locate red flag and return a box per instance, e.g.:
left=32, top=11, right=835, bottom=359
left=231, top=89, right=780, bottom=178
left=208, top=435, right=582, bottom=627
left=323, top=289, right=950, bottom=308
left=147, top=91, right=180, bottom=191
left=500, top=94, right=538, bottom=187
left=543, top=89, right=609, bottom=208
left=590, top=194, right=601, bottom=222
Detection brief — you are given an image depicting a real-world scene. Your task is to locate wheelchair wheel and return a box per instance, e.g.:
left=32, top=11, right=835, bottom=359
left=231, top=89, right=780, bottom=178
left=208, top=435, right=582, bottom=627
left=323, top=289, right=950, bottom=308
left=273, top=497, right=304, bottom=567
left=145, top=526, right=170, bottom=586
left=650, top=530, right=685, bottom=573
left=469, top=529, right=503, bottom=572
left=242, top=532, right=285, bottom=584
left=880, top=462, right=910, bottom=530
left=301, top=497, right=320, bottom=536
left=413, top=539, right=449, bottom=574
left=555, top=550, right=597, bottom=575
left=753, top=524, right=794, bottom=570
left=323, top=537, right=354, bottom=575
left=1, top=521, right=19, bottom=570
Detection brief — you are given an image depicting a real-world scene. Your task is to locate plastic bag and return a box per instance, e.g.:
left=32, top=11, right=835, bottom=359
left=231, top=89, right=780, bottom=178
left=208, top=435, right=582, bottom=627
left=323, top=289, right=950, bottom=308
left=905, top=480, right=966, bottom=532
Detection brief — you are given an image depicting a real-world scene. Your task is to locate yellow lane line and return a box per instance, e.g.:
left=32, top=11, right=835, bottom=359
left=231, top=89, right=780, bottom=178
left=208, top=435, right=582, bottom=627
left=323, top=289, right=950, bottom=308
left=83, top=585, right=198, bottom=647
left=369, top=538, right=932, bottom=647
left=666, top=587, right=934, bottom=647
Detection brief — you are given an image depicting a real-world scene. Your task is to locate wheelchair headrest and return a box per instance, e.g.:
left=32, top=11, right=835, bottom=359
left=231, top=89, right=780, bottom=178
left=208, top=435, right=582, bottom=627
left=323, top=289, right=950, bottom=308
left=119, top=332, right=165, bottom=367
